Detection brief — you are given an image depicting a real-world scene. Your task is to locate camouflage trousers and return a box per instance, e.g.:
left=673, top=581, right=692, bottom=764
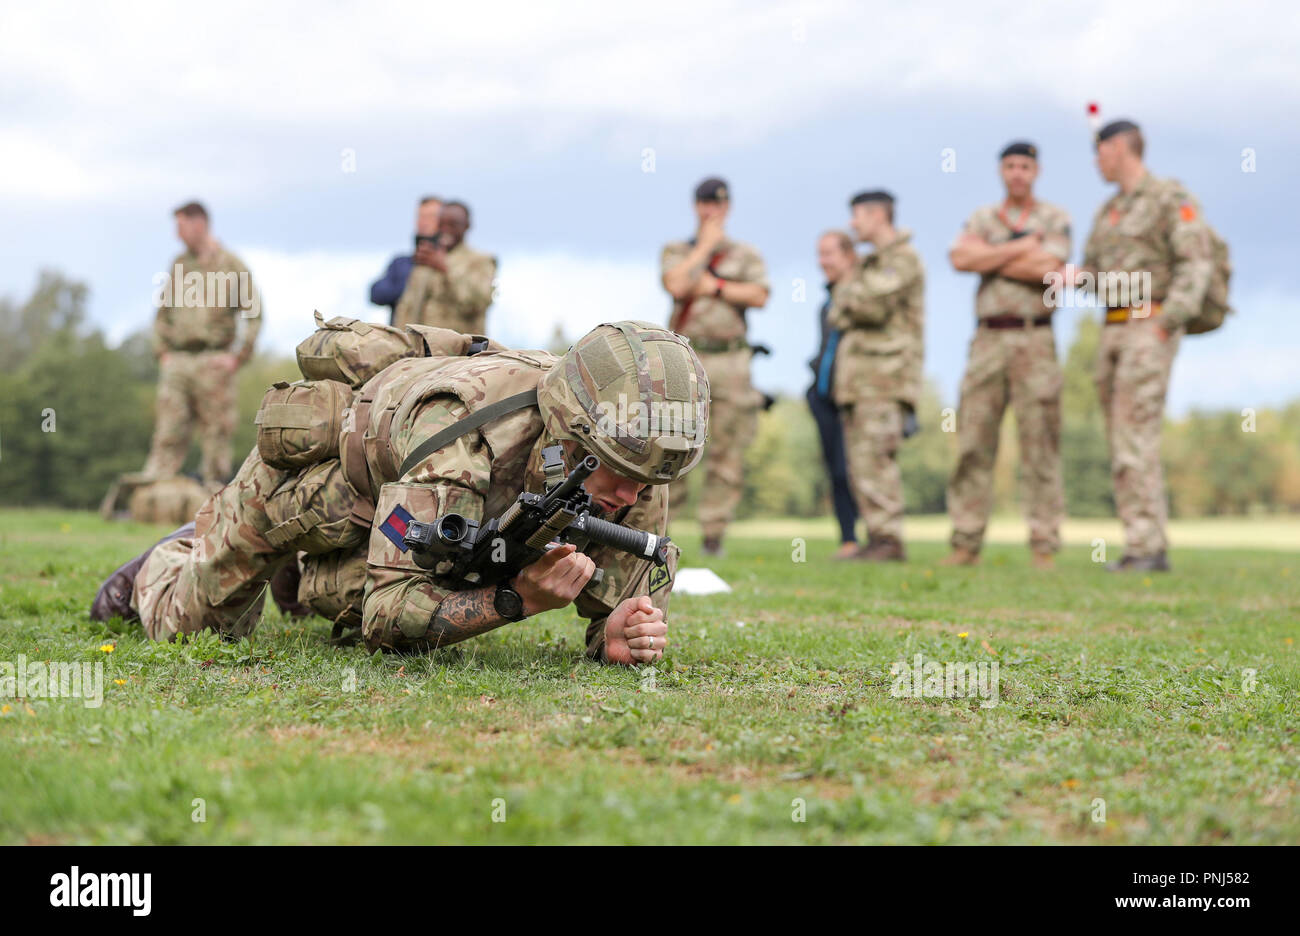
left=1095, top=318, right=1181, bottom=557
left=132, top=447, right=368, bottom=641
left=839, top=397, right=904, bottom=541
left=668, top=349, right=758, bottom=541
left=947, top=326, right=1064, bottom=554
left=142, top=350, right=238, bottom=485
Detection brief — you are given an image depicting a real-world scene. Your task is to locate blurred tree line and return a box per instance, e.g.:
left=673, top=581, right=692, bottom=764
left=2, top=270, right=1298, bottom=517
left=0, top=271, right=297, bottom=509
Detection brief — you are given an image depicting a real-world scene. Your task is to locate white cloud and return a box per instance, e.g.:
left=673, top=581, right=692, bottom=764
left=232, top=246, right=664, bottom=358
left=3, top=0, right=1297, bottom=202
left=240, top=247, right=391, bottom=353
left=490, top=252, right=665, bottom=350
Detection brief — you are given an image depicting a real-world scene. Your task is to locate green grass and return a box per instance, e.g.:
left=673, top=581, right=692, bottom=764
left=1, top=508, right=1297, bottom=845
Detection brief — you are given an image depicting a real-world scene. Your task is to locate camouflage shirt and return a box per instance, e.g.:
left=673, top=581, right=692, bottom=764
left=152, top=242, right=262, bottom=356
left=1082, top=172, right=1215, bottom=329
left=360, top=353, right=675, bottom=659
left=956, top=200, right=1070, bottom=320
left=827, top=231, right=925, bottom=408
left=393, top=243, right=497, bottom=335
left=660, top=238, right=769, bottom=342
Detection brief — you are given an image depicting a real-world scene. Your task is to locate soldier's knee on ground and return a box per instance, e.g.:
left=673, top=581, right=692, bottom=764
left=299, top=545, right=368, bottom=629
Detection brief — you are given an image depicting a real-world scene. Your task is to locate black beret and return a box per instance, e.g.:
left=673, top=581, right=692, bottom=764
left=694, top=177, right=730, bottom=202
left=850, top=189, right=895, bottom=207
left=1000, top=141, right=1038, bottom=160
left=1097, top=119, right=1140, bottom=143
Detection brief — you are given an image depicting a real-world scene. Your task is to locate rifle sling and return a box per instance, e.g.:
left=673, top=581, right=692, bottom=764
left=398, top=389, right=539, bottom=479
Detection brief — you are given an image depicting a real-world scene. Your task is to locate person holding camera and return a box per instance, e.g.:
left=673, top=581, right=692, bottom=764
left=392, top=200, right=497, bottom=335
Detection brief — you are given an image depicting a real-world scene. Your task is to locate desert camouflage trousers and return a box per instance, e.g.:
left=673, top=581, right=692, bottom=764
left=947, top=326, right=1064, bottom=554
left=132, top=447, right=368, bottom=641
left=839, top=397, right=904, bottom=541
left=1095, top=317, right=1181, bottom=557
left=667, top=348, right=758, bottom=541
left=143, top=350, right=238, bottom=486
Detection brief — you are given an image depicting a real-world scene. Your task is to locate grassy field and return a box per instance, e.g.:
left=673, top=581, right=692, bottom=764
left=1, top=508, right=1297, bottom=845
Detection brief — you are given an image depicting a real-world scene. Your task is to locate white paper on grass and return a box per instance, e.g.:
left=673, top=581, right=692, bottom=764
left=672, top=567, right=732, bottom=595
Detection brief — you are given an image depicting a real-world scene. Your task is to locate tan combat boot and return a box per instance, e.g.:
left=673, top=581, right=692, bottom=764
left=858, top=535, right=906, bottom=562
left=832, top=542, right=862, bottom=560
left=939, top=547, right=980, bottom=567
left=1031, top=551, right=1055, bottom=570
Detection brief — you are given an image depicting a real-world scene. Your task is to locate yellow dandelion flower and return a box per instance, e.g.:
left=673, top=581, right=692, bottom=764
left=958, top=632, right=969, bottom=639
left=99, top=644, right=115, bottom=653
left=114, top=679, right=127, bottom=686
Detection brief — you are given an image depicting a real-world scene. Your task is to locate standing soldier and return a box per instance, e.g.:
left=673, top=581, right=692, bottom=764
left=1082, top=120, right=1215, bottom=572
left=143, top=201, right=261, bottom=487
left=829, top=191, right=924, bottom=561
left=661, top=177, right=770, bottom=556
left=942, top=142, right=1070, bottom=569
left=393, top=200, right=497, bottom=335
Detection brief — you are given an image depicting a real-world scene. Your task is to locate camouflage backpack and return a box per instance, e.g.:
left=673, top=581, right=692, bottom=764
left=1183, top=227, right=1233, bottom=335
left=294, top=310, right=501, bottom=388
left=254, top=313, right=503, bottom=471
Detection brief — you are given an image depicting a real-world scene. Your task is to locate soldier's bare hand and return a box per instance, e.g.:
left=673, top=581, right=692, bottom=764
left=413, top=243, right=441, bottom=267
left=695, top=272, right=720, bottom=297
left=604, top=595, right=667, bottom=666
left=513, top=543, right=595, bottom=616
left=696, top=217, right=725, bottom=252
left=214, top=352, right=239, bottom=373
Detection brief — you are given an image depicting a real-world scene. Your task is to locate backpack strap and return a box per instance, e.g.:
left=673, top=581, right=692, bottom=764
left=398, top=389, right=539, bottom=480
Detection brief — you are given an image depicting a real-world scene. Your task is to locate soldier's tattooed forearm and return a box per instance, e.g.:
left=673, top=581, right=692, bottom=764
left=427, top=587, right=509, bottom=649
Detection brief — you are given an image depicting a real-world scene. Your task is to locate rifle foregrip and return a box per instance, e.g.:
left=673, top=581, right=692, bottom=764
left=579, top=516, right=670, bottom=565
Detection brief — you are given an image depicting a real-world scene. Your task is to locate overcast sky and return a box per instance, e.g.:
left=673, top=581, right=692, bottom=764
left=3, top=0, right=1298, bottom=413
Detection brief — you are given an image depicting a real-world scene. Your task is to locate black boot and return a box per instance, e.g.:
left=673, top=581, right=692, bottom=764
left=269, top=559, right=312, bottom=618
left=1105, top=551, right=1171, bottom=573
left=89, top=523, right=195, bottom=622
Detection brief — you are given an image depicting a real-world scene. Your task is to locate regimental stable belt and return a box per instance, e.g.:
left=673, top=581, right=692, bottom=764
left=1104, top=303, right=1164, bottom=325
left=980, top=314, right=1053, bottom=330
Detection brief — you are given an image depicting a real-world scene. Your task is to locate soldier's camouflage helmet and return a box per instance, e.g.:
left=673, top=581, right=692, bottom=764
left=537, top=321, right=710, bottom=484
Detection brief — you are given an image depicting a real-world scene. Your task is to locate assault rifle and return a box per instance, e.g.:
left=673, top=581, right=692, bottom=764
left=402, top=445, right=670, bottom=587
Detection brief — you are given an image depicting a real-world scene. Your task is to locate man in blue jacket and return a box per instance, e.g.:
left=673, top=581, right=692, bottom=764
left=370, top=196, right=442, bottom=323
left=808, top=230, right=860, bottom=558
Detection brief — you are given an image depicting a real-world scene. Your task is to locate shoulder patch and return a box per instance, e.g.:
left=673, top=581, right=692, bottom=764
left=648, top=563, right=672, bottom=594
left=1179, top=203, right=1198, bottom=222
left=379, top=504, right=414, bottom=552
